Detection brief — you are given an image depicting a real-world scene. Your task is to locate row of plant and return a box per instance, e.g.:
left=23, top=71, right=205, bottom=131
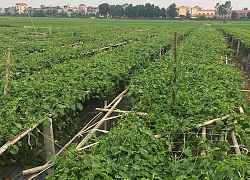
left=48, top=27, right=250, bottom=179
left=0, top=26, right=193, bottom=151
left=0, top=25, right=160, bottom=77
left=220, top=27, right=250, bottom=52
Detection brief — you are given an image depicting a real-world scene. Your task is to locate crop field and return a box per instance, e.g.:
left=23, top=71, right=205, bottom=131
left=1, top=18, right=250, bottom=179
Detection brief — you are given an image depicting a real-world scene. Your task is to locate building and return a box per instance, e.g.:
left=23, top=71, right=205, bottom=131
left=191, top=5, right=202, bottom=18
left=0, top=7, right=4, bottom=14
left=87, top=6, right=99, bottom=15
left=197, top=10, right=216, bottom=18
left=178, top=6, right=188, bottom=16
left=217, top=9, right=250, bottom=19
left=15, top=3, right=27, bottom=14
left=79, top=4, right=87, bottom=14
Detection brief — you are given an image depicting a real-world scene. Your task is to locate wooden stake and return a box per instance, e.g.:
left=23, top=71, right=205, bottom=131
left=172, top=32, right=177, bottom=106
left=43, top=118, right=55, bottom=175
left=0, top=119, right=46, bottom=155
left=246, top=53, right=250, bottom=71
left=23, top=89, right=129, bottom=177
left=76, top=97, right=123, bottom=149
left=95, top=108, right=148, bottom=116
left=231, top=36, right=234, bottom=48
left=231, top=130, right=241, bottom=155
left=196, top=115, right=230, bottom=128
left=104, top=101, right=108, bottom=131
left=4, top=52, right=10, bottom=95
left=201, top=126, right=206, bottom=155
left=236, top=40, right=240, bottom=56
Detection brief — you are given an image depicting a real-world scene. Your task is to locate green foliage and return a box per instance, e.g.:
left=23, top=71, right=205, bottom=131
left=49, top=26, right=250, bottom=179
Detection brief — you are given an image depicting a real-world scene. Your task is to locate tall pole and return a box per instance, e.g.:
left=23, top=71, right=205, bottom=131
left=172, top=32, right=177, bottom=106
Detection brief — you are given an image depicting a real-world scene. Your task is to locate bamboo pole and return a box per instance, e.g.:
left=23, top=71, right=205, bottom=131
left=4, top=52, right=10, bottom=95
left=95, top=108, right=148, bottom=116
left=22, top=113, right=103, bottom=176
left=172, top=32, right=177, bottom=106
left=24, top=89, right=128, bottom=177
left=104, top=101, right=108, bottom=131
left=231, top=130, right=241, bottom=155
left=201, top=126, right=206, bottom=155
left=230, top=106, right=244, bottom=155
left=43, top=118, right=55, bottom=175
left=236, top=40, right=240, bottom=56
left=0, top=119, right=46, bottom=155
left=76, top=97, right=123, bottom=149
left=200, top=116, right=228, bottom=127
left=196, top=115, right=230, bottom=128
left=231, top=36, right=234, bottom=48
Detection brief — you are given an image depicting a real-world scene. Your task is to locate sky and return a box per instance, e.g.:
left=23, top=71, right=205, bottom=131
left=0, top=0, right=248, bottom=10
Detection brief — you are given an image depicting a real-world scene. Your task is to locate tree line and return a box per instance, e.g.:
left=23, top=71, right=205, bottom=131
left=98, top=3, right=177, bottom=19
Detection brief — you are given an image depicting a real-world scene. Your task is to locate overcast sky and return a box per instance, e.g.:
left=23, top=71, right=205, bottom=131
left=0, top=1, right=248, bottom=10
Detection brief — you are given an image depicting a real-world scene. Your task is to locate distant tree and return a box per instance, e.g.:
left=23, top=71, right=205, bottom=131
left=4, top=8, right=12, bottom=16
left=109, top=5, right=115, bottom=17
left=160, top=7, right=166, bottom=18
left=99, top=3, right=109, bottom=17
left=154, top=6, right=161, bottom=18
left=115, top=5, right=124, bottom=17
left=215, top=1, right=232, bottom=16
left=231, top=11, right=238, bottom=19
left=135, top=5, right=145, bottom=18
left=247, top=12, right=250, bottom=19
left=32, top=10, right=45, bottom=17
left=166, top=3, right=177, bottom=19
left=243, top=7, right=248, bottom=10
left=144, top=3, right=154, bottom=18
left=125, top=4, right=135, bottom=18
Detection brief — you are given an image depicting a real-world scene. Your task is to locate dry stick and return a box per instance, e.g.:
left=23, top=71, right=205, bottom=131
left=76, top=97, right=123, bottom=149
left=0, top=119, right=46, bottom=155
left=4, top=52, right=10, bottom=95
left=230, top=107, right=244, bottom=155
left=25, top=89, right=128, bottom=178
left=241, top=90, right=250, bottom=92
left=95, top=108, right=148, bottom=116
left=43, top=118, right=55, bottom=175
left=22, top=113, right=103, bottom=176
left=201, top=126, right=206, bottom=155
left=104, top=101, right=108, bottom=131
left=196, top=115, right=230, bottom=128
left=231, top=130, right=241, bottom=155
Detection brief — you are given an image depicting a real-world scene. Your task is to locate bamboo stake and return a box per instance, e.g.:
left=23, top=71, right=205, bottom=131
left=95, top=108, right=148, bottom=116
left=0, top=119, right=46, bottom=155
left=76, top=97, right=123, bottom=149
left=172, top=32, right=177, bottom=106
left=236, top=40, right=240, bottom=56
left=4, top=52, right=10, bottom=95
left=230, top=106, right=244, bottom=155
left=201, top=126, right=206, bottom=155
left=25, top=89, right=128, bottom=177
left=43, top=118, right=55, bottom=175
left=196, top=115, right=230, bottom=128
left=22, top=113, right=102, bottom=176
left=231, top=130, right=241, bottom=155
left=241, top=90, right=250, bottom=92
left=104, top=101, right=108, bottom=131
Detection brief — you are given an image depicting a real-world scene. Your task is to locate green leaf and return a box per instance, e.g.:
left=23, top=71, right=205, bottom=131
left=9, top=145, right=19, bottom=154
left=76, top=103, right=83, bottom=110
